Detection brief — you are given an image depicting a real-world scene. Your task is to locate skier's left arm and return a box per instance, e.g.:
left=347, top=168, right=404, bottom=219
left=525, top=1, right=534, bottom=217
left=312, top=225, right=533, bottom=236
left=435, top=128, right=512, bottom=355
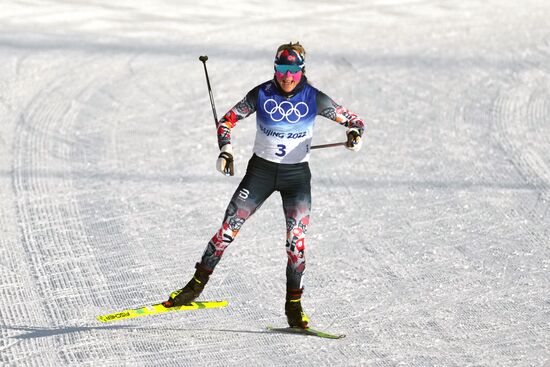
left=316, top=91, right=365, bottom=152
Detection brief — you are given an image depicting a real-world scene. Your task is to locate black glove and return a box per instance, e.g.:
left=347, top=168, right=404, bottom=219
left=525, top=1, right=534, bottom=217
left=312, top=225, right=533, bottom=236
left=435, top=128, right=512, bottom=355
left=216, top=144, right=234, bottom=176
left=346, top=128, right=362, bottom=152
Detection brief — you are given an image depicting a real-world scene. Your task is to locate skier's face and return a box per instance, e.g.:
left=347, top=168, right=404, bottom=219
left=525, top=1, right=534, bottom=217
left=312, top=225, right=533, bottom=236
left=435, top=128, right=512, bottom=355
left=275, top=65, right=302, bottom=93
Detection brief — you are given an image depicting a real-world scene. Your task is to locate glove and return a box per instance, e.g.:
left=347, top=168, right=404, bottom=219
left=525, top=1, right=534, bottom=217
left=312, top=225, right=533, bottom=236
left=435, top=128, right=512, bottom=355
left=216, top=144, right=234, bottom=176
left=346, top=128, right=363, bottom=152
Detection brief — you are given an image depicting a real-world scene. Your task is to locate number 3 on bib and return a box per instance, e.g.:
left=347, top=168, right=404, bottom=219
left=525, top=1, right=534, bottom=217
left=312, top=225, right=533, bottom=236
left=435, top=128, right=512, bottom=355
left=276, top=144, right=286, bottom=157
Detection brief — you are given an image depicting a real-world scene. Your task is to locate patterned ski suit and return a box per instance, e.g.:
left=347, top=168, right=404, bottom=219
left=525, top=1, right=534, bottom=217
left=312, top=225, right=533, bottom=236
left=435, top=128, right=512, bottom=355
left=199, top=77, right=365, bottom=290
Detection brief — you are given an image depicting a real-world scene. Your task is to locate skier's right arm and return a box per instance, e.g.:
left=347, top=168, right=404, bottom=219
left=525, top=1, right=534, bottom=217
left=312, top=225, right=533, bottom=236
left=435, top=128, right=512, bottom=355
left=216, top=87, right=259, bottom=176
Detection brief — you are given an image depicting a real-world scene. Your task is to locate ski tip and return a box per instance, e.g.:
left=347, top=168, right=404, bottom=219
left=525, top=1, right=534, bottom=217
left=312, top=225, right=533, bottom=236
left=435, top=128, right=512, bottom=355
left=193, top=300, right=229, bottom=308
left=96, top=316, right=107, bottom=323
left=161, top=299, right=228, bottom=309
left=304, top=327, right=346, bottom=339
left=266, top=325, right=345, bottom=339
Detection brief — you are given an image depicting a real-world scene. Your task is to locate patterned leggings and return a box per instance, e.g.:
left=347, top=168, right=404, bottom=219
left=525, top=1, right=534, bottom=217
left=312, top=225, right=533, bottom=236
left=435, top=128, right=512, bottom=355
left=199, top=154, right=311, bottom=290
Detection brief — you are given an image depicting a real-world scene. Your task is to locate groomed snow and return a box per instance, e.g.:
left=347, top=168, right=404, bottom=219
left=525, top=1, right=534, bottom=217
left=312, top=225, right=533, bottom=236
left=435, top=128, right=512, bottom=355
left=0, top=1, right=549, bottom=366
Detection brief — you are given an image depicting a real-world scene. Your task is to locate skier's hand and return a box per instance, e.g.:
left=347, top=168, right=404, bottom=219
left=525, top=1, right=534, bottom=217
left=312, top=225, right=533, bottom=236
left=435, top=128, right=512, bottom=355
left=346, top=128, right=362, bottom=152
left=216, top=144, right=234, bottom=176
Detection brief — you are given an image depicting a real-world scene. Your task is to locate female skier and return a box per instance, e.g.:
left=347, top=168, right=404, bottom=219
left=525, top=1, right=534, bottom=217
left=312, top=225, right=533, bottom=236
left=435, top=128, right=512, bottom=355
left=163, top=42, right=365, bottom=329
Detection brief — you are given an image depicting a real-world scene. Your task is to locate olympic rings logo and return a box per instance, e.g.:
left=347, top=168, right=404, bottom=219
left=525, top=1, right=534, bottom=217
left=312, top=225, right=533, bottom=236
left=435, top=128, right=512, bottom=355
left=263, top=99, right=309, bottom=123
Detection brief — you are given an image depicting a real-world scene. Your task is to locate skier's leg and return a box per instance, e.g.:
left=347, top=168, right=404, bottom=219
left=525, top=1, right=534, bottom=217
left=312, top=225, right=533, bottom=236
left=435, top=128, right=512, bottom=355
left=166, top=155, right=275, bottom=306
left=282, top=193, right=310, bottom=291
left=199, top=157, right=277, bottom=270
left=279, top=163, right=311, bottom=328
left=198, top=178, right=270, bottom=270
left=282, top=194, right=311, bottom=328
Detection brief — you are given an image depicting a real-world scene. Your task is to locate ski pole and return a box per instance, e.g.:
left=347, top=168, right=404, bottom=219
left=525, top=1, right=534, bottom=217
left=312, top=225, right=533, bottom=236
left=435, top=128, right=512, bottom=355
left=199, top=55, right=218, bottom=126
left=310, top=142, right=347, bottom=150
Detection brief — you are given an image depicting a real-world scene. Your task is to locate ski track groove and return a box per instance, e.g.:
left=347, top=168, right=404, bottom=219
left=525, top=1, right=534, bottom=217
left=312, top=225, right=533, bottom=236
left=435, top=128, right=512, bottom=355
left=491, top=79, right=550, bottom=222
left=10, top=57, right=101, bottom=366
left=6, top=55, right=162, bottom=365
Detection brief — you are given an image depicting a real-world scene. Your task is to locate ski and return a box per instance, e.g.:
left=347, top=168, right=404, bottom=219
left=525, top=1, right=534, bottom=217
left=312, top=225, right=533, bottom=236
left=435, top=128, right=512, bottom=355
left=96, top=300, right=228, bottom=323
left=266, top=325, right=345, bottom=339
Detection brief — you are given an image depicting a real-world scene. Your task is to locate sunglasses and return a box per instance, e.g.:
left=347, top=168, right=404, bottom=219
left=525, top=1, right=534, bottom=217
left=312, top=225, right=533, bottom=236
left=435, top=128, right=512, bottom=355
left=274, top=64, right=303, bottom=74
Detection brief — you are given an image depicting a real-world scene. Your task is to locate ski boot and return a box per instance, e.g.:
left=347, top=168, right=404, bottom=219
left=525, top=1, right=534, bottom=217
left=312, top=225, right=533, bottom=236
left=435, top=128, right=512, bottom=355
left=285, top=288, right=310, bottom=329
left=163, top=263, right=212, bottom=307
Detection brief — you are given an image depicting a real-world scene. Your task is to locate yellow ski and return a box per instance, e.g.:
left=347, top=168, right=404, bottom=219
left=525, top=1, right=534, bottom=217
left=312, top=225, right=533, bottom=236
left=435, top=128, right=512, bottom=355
left=96, top=300, right=228, bottom=323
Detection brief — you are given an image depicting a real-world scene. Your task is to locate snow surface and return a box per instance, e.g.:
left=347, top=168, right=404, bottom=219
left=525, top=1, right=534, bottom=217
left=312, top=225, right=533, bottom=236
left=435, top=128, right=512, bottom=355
left=1, top=0, right=549, bottom=366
